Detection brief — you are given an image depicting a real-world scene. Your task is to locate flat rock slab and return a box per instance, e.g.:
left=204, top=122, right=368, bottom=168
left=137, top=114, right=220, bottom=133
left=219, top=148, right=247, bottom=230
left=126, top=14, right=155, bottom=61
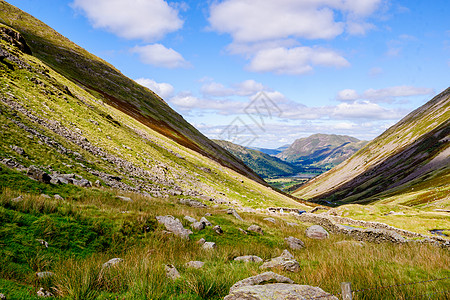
left=224, top=283, right=338, bottom=300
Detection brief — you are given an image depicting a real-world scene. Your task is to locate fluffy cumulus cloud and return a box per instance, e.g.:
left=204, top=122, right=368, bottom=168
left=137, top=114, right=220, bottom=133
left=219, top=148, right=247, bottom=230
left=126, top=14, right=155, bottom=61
left=131, top=44, right=190, bottom=68
left=200, top=80, right=265, bottom=97
left=72, top=0, right=183, bottom=41
left=337, top=86, right=434, bottom=103
left=208, top=0, right=383, bottom=75
left=248, top=46, right=349, bottom=74
left=135, top=78, right=174, bottom=99
left=209, top=0, right=382, bottom=43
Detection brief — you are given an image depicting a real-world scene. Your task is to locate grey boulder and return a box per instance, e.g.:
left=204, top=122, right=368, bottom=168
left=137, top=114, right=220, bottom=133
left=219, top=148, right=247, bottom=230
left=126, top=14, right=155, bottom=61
left=260, top=250, right=300, bottom=273
left=156, top=215, right=192, bottom=239
left=306, top=225, right=329, bottom=239
left=234, top=255, right=263, bottom=263
left=247, top=225, right=263, bottom=235
left=285, top=236, right=305, bottom=250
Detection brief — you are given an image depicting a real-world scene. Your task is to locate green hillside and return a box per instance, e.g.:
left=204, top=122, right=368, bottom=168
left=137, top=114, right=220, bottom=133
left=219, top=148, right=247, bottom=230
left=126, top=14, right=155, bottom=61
left=213, top=140, right=298, bottom=178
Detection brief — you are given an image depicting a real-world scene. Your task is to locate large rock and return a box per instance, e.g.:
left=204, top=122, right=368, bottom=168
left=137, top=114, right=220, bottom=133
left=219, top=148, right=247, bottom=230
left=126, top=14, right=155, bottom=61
left=156, top=215, right=193, bottom=239
left=260, top=250, right=300, bottom=273
left=226, top=208, right=243, bottom=221
left=102, top=258, right=123, bottom=269
left=213, top=225, right=223, bottom=234
left=234, top=255, right=263, bottom=263
left=184, top=216, right=197, bottom=223
left=200, top=217, right=212, bottom=226
left=285, top=236, right=305, bottom=250
left=202, top=242, right=216, bottom=250
left=248, top=225, right=263, bottom=235
left=165, top=264, right=180, bottom=280
left=185, top=261, right=204, bottom=269
left=229, top=272, right=293, bottom=292
left=191, top=221, right=205, bottom=231
left=27, top=166, right=51, bottom=183
left=306, top=225, right=329, bottom=239
left=224, top=283, right=338, bottom=300
left=264, top=217, right=276, bottom=224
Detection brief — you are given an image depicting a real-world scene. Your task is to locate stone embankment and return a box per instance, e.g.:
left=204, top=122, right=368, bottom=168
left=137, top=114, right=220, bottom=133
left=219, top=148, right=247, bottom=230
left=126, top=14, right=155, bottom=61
left=296, top=213, right=449, bottom=248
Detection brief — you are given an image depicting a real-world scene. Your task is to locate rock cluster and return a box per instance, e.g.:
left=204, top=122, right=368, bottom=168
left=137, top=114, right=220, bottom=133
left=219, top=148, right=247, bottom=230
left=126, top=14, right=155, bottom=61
left=156, top=215, right=192, bottom=239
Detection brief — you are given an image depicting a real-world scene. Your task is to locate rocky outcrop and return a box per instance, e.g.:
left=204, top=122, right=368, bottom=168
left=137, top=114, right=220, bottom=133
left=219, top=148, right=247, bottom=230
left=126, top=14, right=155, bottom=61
left=260, top=250, right=300, bottom=272
left=226, top=208, right=243, bottom=221
left=27, top=165, right=51, bottom=183
left=156, top=215, right=192, bottom=239
left=179, top=198, right=207, bottom=208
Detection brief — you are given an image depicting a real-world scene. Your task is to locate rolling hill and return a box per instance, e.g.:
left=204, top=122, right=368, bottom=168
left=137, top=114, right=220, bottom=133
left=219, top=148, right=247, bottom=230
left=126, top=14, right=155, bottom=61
left=293, top=88, right=450, bottom=207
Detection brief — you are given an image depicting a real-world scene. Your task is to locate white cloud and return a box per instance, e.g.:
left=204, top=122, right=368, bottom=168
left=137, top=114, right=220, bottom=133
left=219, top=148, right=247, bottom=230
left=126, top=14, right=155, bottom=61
left=72, top=0, right=183, bottom=41
left=201, top=80, right=265, bottom=97
left=248, top=46, right=350, bottom=75
left=337, top=86, right=434, bottom=103
left=332, top=101, right=402, bottom=119
left=135, top=78, right=174, bottom=99
left=131, top=44, right=190, bottom=68
left=208, top=0, right=383, bottom=43
left=369, top=67, right=383, bottom=76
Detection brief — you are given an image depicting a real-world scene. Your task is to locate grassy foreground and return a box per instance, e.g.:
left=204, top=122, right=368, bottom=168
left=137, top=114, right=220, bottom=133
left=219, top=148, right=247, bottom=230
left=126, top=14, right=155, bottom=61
left=0, top=185, right=448, bottom=300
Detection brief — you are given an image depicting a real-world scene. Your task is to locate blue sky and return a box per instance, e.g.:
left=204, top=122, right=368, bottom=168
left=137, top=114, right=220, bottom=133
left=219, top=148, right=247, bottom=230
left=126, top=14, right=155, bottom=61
left=8, top=0, right=450, bottom=148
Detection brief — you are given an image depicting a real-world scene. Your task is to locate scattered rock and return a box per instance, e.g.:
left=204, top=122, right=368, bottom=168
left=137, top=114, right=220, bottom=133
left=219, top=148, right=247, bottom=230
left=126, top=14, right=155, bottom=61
left=384, top=211, right=405, bottom=216
left=117, top=196, right=132, bottom=202
left=224, top=283, right=338, bottom=300
left=74, top=178, right=92, bottom=187
left=10, top=145, right=25, bottom=155
left=27, top=166, right=51, bottom=183
left=36, top=288, right=53, bottom=298
left=238, top=228, right=248, bottom=234
left=286, top=222, right=299, bottom=227
left=264, top=217, right=276, bottom=223
left=184, top=216, right=197, bottom=223
left=200, top=217, right=212, bottom=226
left=94, top=180, right=101, bottom=187
left=248, top=225, right=263, bottom=235
left=285, top=236, right=305, bottom=250
left=0, top=293, right=5, bottom=300
left=202, top=242, right=217, bottom=250
left=196, top=238, right=206, bottom=245
left=185, top=261, right=204, bottom=269
left=234, top=255, right=263, bottom=263
left=306, top=225, right=329, bottom=239
left=102, top=258, right=123, bottom=269
left=179, top=198, right=207, bottom=208
left=156, top=215, right=193, bottom=239
left=205, top=212, right=212, bottom=216
left=40, top=194, right=51, bottom=199
left=260, top=250, right=300, bottom=273
left=165, top=264, right=180, bottom=280
left=53, top=194, right=63, bottom=200
left=213, top=225, right=223, bottom=234
left=35, top=272, right=54, bottom=279
left=227, top=208, right=243, bottom=221
left=229, top=272, right=294, bottom=292
left=191, top=221, right=205, bottom=231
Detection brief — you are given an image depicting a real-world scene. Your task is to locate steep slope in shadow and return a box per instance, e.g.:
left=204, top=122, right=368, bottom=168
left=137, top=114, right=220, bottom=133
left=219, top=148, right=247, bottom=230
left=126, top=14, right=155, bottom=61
left=0, top=1, right=264, bottom=184
left=293, top=87, right=450, bottom=203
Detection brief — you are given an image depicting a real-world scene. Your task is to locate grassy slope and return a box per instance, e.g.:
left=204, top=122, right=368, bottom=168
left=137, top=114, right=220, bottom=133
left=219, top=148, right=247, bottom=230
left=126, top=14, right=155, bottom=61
left=213, top=140, right=298, bottom=178
left=293, top=88, right=450, bottom=208
left=0, top=0, right=265, bottom=185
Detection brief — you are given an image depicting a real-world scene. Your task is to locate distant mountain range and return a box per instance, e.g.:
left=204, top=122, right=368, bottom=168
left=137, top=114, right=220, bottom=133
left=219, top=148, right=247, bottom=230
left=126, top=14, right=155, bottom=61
left=276, top=134, right=368, bottom=168
left=293, top=88, right=450, bottom=206
left=213, top=140, right=297, bottom=178
left=215, top=134, right=368, bottom=179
